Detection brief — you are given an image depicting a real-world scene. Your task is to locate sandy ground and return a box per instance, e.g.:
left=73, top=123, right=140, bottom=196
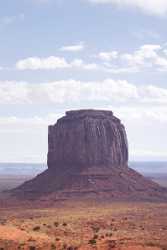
left=0, top=201, right=166, bottom=250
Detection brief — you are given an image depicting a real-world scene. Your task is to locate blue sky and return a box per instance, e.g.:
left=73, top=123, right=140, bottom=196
left=0, top=0, right=167, bottom=162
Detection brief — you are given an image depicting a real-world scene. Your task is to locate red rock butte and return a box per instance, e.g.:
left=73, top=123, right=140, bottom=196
left=12, top=109, right=167, bottom=201
left=48, top=109, right=128, bottom=170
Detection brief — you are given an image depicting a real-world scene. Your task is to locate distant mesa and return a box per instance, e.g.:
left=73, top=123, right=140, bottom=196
left=12, top=109, right=167, bottom=201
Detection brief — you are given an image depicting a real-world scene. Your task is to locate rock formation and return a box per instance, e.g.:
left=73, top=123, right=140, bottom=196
left=47, top=110, right=128, bottom=171
left=12, top=109, right=167, bottom=201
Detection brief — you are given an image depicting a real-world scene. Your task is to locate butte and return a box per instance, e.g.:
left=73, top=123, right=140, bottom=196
left=12, top=110, right=167, bottom=201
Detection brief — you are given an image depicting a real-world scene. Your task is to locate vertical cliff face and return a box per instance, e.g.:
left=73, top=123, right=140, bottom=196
left=47, top=110, right=128, bottom=171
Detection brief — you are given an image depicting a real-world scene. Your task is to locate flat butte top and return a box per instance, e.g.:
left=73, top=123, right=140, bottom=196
left=56, top=109, right=121, bottom=124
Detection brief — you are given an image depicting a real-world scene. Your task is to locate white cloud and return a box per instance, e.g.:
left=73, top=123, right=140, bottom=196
left=16, top=56, right=98, bottom=71
left=0, top=79, right=137, bottom=105
left=16, top=57, right=70, bottom=70
left=97, top=51, right=118, bottom=61
left=16, top=55, right=132, bottom=73
left=87, top=0, right=167, bottom=16
left=1, top=79, right=167, bottom=106
left=97, top=44, right=167, bottom=72
left=15, top=44, right=167, bottom=73
left=121, top=44, right=161, bottom=67
left=60, top=42, right=85, bottom=52
left=70, top=59, right=98, bottom=70
left=141, top=85, right=167, bottom=104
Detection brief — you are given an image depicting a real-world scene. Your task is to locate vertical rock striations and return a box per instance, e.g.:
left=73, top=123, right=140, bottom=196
left=47, top=110, right=128, bottom=170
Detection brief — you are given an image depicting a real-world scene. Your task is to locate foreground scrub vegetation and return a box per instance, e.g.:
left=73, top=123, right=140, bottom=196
left=0, top=201, right=167, bottom=250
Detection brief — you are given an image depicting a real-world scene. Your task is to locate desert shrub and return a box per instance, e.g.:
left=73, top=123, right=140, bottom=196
left=54, top=222, right=59, bottom=227
left=33, top=226, right=40, bottom=231
left=67, top=247, right=78, bottom=250
left=62, top=243, right=67, bottom=249
left=108, top=240, right=116, bottom=248
left=93, top=234, right=98, bottom=240
left=62, top=222, right=67, bottom=227
left=18, top=243, right=25, bottom=249
left=147, top=242, right=167, bottom=250
left=29, top=246, right=36, bottom=250
left=88, top=239, right=96, bottom=245
left=110, top=223, right=114, bottom=228
left=91, top=226, right=100, bottom=233
left=146, top=242, right=157, bottom=247
left=51, top=243, right=56, bottom=249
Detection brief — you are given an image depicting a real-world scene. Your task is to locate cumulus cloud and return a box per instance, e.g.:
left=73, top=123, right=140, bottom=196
left=0, top=79, right=137, bottom=105
left=15, top=44, right=167, bottom=73
left=97, top=44, right=167, bottom=72
left=16, top=56, right=98, bottom=71
left=16, top=57, right=70, bottom=70
left=97, top=51, right=118, bottom=61
left=121, top=44, right=161, bottom=67
left=0, top=79, right=167, bottom=105
left=60, top=42, right=85, bottom=52
left=87, top=0, right=167, bottom=16
left=15, top=55, right=134, bottom=73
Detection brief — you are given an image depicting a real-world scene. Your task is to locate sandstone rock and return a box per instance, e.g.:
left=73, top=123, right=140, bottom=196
left=47, top=110, right=128, bottom=170
left=11, top=109, right=167, bottom=201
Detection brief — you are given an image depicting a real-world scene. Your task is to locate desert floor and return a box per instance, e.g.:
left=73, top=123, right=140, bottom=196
left=0, top=201, right=166, bottom=250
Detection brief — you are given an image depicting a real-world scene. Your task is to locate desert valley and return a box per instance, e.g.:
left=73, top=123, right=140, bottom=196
left=0, top=110, right=167, bottom=250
